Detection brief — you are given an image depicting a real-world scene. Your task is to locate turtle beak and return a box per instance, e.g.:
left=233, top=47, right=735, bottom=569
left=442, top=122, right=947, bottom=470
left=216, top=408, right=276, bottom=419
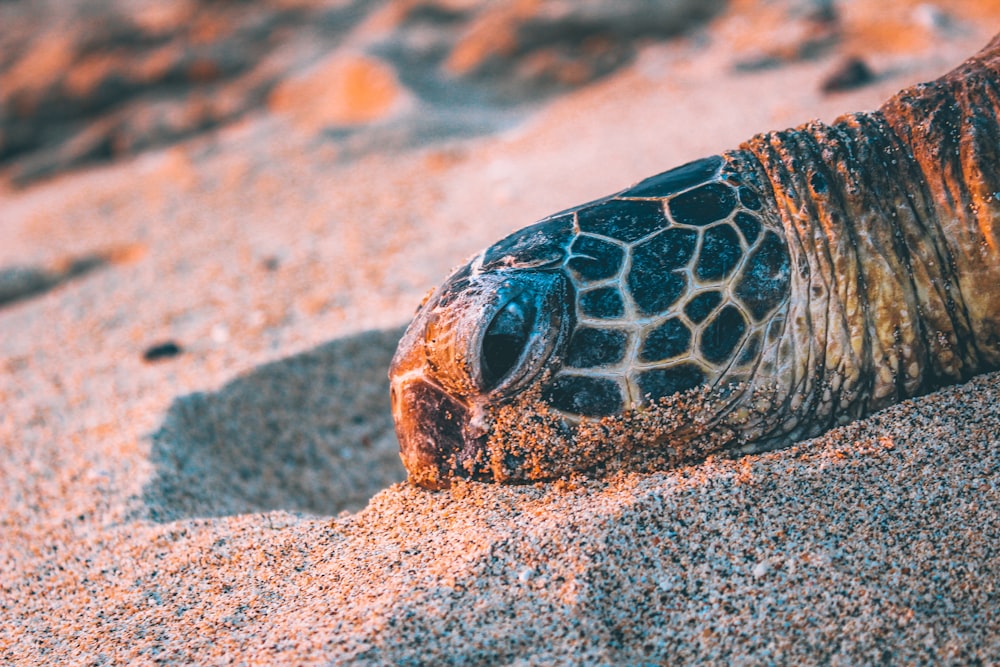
left=388, top=267, right=573, bottom=488
left=389, top=312, right=489, bottom=489
left=390, top=376, right=487, bottom=489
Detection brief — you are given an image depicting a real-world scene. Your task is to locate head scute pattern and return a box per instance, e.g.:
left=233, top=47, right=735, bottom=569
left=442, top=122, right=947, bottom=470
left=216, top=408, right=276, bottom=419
left=524, top=154, right=791, bottom=421
left=391, top=35, right=1000, bottom=488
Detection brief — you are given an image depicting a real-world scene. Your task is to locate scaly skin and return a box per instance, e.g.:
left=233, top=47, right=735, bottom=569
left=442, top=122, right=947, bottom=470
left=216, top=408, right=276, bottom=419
left=730, top=34, right=1000, bottom=448
left=390, top=35, right=1000, bottom=489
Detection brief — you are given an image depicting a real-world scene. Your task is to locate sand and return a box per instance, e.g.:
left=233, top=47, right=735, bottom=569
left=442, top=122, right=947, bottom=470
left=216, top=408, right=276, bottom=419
left=2, top=1, right=1000, bottom=664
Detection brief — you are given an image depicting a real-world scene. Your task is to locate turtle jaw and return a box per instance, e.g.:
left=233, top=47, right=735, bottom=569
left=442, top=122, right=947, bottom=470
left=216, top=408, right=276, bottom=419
left=390, top=376, right=489, bottom=489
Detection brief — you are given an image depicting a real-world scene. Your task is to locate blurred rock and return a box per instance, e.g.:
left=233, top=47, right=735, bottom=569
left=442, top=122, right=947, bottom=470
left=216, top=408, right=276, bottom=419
left=440, top=0, right=725, bottom=91
left=820, top=55, right=876, bottom=93
left=269, top=51, right=411, bottom=131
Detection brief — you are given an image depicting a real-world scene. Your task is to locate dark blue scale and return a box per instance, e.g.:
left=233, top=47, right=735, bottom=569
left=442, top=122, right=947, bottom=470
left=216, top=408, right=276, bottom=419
left=579, top=287, right=625, bottom=319
left=566, top=327, right=628, bottom=368
left=734, top=211, right=761, bottom=245
left=695, top=224, right=743, bottom=281
left=635, top=363, right=707, bottom=401
left=684, top=291, right=722, bottom=324
left=738, top=186, right=763, bottom=211
left=620, top=155, right=723, bottom=198
left=668, top=182, right=738, bottom=227
left=543, top=374, right=623, bottom=417
left=566, top=235, right=624, bottom=282
left=734, top=231, right=791, bottom=320
left=577, top=199, right=669, bottom=243
left=700, top=305, right=747, bottom=364
left=627, top=228, right=698, bottom=316
left=482, top=214, right=574, bottom=269
left=639, top=318, right=691, bottom=363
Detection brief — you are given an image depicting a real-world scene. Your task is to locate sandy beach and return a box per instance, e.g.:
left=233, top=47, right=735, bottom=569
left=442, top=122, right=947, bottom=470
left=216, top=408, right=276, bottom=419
left=2, top=0, right=1000, bottom=663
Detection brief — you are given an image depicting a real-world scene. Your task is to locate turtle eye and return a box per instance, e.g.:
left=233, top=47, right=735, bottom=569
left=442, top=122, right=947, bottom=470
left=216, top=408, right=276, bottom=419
left=480, top=297, right=534, bottom=390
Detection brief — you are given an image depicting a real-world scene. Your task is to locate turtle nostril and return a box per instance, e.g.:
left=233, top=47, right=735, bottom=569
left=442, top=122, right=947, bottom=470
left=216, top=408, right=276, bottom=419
left=481, top=299, right=532, bottom=389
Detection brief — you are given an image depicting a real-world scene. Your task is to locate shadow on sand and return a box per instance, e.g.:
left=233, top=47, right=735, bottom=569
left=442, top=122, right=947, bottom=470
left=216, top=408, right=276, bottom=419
left=142, top=326, right=407, bottom=522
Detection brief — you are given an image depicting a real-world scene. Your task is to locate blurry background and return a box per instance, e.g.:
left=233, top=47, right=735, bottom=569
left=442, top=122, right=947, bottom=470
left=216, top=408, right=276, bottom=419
left=2, top=0, right=997, bottom=187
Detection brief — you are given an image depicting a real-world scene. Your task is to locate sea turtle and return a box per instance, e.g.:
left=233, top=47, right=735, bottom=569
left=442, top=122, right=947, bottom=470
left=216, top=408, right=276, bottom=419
left=390, top=35, right=1000, bottom=489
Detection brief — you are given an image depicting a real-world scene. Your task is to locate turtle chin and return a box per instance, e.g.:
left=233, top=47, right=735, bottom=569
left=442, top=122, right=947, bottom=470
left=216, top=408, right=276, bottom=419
left=391, top=378, right=490, bottom=489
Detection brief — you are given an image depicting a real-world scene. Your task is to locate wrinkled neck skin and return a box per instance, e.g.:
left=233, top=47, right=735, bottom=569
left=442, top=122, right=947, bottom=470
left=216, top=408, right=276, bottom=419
left=728, top=39, right=1000, bottom=450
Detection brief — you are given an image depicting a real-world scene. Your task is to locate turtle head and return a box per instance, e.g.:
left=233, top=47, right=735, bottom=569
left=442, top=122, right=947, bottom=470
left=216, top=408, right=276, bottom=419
left=390, top=247, right=576, bottom=489
left=391, top=155, right=792, bottom=488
